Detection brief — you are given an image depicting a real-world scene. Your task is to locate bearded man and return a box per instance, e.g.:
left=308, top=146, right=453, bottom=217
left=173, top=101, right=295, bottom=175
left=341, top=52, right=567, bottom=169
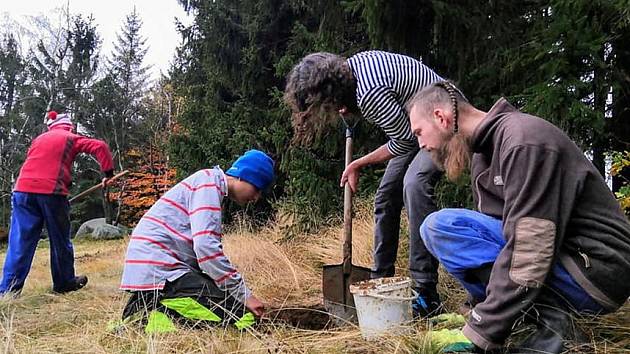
left=407, top=81, right=630, bottom=353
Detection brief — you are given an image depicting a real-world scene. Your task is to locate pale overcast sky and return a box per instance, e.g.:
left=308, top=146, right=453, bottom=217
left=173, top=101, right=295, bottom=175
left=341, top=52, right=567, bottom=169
left=0, top=0, right=192, bottom=80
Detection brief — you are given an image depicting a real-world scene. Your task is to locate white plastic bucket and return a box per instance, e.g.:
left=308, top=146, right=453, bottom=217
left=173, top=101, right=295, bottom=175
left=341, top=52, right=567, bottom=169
left=349, top=276, right=416, bottom=340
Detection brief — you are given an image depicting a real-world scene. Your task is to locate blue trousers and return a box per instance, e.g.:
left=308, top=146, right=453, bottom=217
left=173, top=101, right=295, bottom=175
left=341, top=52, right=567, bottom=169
left=0, top=192, right=76, bottom=294
left=420, top=209, right=604, bottom=313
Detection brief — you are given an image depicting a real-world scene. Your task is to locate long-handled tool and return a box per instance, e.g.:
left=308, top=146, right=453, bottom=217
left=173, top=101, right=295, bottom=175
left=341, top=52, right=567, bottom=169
left=69, top=170, right=129, bottom=203
left=322, top=122, right=371, bottom=324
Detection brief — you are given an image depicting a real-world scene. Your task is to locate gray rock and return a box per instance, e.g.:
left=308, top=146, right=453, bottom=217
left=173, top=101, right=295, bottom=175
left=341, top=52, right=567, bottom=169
left=91, top=223, right=126, bottom=240
left=75, top=218, right=107, bottom=239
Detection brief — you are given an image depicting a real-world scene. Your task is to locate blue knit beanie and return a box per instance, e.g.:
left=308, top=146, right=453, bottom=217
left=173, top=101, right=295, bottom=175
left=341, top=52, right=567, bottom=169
left=226, top=150, right=275, bottom=191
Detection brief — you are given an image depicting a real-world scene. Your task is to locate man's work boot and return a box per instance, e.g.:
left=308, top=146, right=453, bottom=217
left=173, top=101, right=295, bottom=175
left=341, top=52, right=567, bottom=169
left=511, top=291, right=585, bottom=354
left=412, top=283, right=443, bottom=319
left=458, top=263, right=492, bottom=315
left=53, top=275, right=88, bottom=294
left=458, top=294, right=479, bottom=316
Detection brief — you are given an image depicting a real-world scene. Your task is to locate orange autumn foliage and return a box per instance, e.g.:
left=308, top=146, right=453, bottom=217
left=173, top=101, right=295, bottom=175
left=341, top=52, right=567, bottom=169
left=107, top=148, right=177, bottom=227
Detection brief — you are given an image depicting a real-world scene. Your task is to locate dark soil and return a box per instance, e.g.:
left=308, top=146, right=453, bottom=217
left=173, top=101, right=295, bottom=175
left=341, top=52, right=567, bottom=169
left=263, top=306, right=332, bottom=330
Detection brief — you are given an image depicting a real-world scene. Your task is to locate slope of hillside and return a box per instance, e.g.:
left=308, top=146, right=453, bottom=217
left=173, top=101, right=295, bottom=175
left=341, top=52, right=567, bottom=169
left=0, top=206, right=628, bottom=353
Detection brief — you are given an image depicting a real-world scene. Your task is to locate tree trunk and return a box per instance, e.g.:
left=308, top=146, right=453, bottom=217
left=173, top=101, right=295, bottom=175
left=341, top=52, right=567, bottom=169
left=113, top=181, right=127, bottom=226
left=611, top=20, right=630, bottom=193
left=102, top=188, right=112, bottom=224
left=592, top=37, right=607, bottom=178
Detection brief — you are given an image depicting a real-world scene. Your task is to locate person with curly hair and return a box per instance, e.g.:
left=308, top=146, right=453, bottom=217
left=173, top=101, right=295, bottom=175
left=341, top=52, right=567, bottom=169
left=284, top=51, right=445, bottom=317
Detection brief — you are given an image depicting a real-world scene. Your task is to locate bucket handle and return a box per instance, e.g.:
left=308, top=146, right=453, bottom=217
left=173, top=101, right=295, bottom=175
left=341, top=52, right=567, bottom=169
left=364, top=289, right=418, bottom=302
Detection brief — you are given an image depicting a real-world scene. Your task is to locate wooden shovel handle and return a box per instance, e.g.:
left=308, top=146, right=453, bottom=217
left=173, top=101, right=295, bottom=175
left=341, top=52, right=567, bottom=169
left=69, top=170, right=129, bottom=203
left=342, top=128, right=353, bottom=274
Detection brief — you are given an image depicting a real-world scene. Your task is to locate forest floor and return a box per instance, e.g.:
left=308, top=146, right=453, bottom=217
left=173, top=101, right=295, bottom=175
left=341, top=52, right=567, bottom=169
left=0, top=204, right=628, bottom=353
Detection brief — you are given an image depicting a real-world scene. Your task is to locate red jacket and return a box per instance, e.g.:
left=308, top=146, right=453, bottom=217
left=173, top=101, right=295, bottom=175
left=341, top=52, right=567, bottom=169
left=14, top=125, right=114, bottom=196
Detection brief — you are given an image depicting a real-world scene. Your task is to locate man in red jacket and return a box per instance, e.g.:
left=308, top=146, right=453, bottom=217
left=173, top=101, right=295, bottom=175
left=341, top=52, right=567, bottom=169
left=0, top=111, right=114, bottom=295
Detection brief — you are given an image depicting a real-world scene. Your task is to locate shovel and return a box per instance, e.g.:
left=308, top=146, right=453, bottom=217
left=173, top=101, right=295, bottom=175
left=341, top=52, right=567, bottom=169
left=69, top=170, right=129, bottom=203
left=322, top=124, right=371, bottom=324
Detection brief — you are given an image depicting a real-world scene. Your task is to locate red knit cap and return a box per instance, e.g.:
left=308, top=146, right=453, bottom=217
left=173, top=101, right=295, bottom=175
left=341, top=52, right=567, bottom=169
left=47, top=111, right=58, bottom=120
left=46, top=112, right=72, bottom=128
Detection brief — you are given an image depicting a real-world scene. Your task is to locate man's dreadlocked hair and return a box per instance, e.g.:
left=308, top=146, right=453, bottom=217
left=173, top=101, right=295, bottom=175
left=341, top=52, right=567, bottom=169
left=283, top=52, right=357, bottom=146
left=406, top=80, right=469, bottom=133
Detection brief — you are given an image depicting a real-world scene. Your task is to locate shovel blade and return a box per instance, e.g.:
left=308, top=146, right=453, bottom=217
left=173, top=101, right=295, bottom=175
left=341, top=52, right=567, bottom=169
left=322, top=263, right=371, bottom=324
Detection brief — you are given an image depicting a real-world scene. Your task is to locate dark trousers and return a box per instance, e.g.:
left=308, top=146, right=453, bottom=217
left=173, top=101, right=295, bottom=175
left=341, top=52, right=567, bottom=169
left=372, top=148, right=442, bottom=288
left=123, top=271, right=248, bottom=327
left=0, top=192, right=75, bottom=294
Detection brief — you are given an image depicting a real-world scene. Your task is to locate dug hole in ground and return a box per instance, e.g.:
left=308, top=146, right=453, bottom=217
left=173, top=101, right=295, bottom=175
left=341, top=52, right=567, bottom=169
left=0, top=200, right=628, bottom=353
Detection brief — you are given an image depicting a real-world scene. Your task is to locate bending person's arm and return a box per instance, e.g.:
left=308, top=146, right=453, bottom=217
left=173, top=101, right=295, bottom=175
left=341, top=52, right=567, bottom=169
left=340, top=144, right=393, bottom=192
left=187, top=171, right=251, bottom=304
left=74, top=136, right=114, bottom=177
left=340, top=86, right=417, bottom=191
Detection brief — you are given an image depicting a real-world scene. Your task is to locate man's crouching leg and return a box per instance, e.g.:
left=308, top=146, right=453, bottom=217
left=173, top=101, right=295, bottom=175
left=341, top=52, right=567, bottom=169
left=419, top=208, right=505, bottom=303
left=121, top=272, right=255, bottom=333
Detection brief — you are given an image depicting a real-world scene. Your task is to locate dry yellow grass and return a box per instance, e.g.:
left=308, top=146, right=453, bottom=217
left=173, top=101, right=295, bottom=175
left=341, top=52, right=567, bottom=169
left=0, top=203, right=628, bottom=353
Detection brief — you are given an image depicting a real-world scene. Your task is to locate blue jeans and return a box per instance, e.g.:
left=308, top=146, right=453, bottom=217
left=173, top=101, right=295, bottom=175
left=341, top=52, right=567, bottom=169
left=420, top=208, right=604, bottom=313
left=0, top=192, right=76, bottom=294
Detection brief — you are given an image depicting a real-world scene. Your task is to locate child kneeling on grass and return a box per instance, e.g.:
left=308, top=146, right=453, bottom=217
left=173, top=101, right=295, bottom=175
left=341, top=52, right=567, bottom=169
left=119, top=150, right=274, bottom=333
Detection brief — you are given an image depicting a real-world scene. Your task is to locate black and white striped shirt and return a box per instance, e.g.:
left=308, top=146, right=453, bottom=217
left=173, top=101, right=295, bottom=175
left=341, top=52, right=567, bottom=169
left=347, top=51, right=443, bottom=156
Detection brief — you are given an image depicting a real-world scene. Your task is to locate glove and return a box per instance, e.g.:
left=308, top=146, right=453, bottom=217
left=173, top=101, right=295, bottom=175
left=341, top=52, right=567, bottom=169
left=430, top=313, right=467, bottom=328
left=429, top=328, right=476, bottom=353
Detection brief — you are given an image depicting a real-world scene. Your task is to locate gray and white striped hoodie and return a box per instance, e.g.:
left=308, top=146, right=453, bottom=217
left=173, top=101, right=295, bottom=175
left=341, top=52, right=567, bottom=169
left=120, top=167, right=251, bottom=303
